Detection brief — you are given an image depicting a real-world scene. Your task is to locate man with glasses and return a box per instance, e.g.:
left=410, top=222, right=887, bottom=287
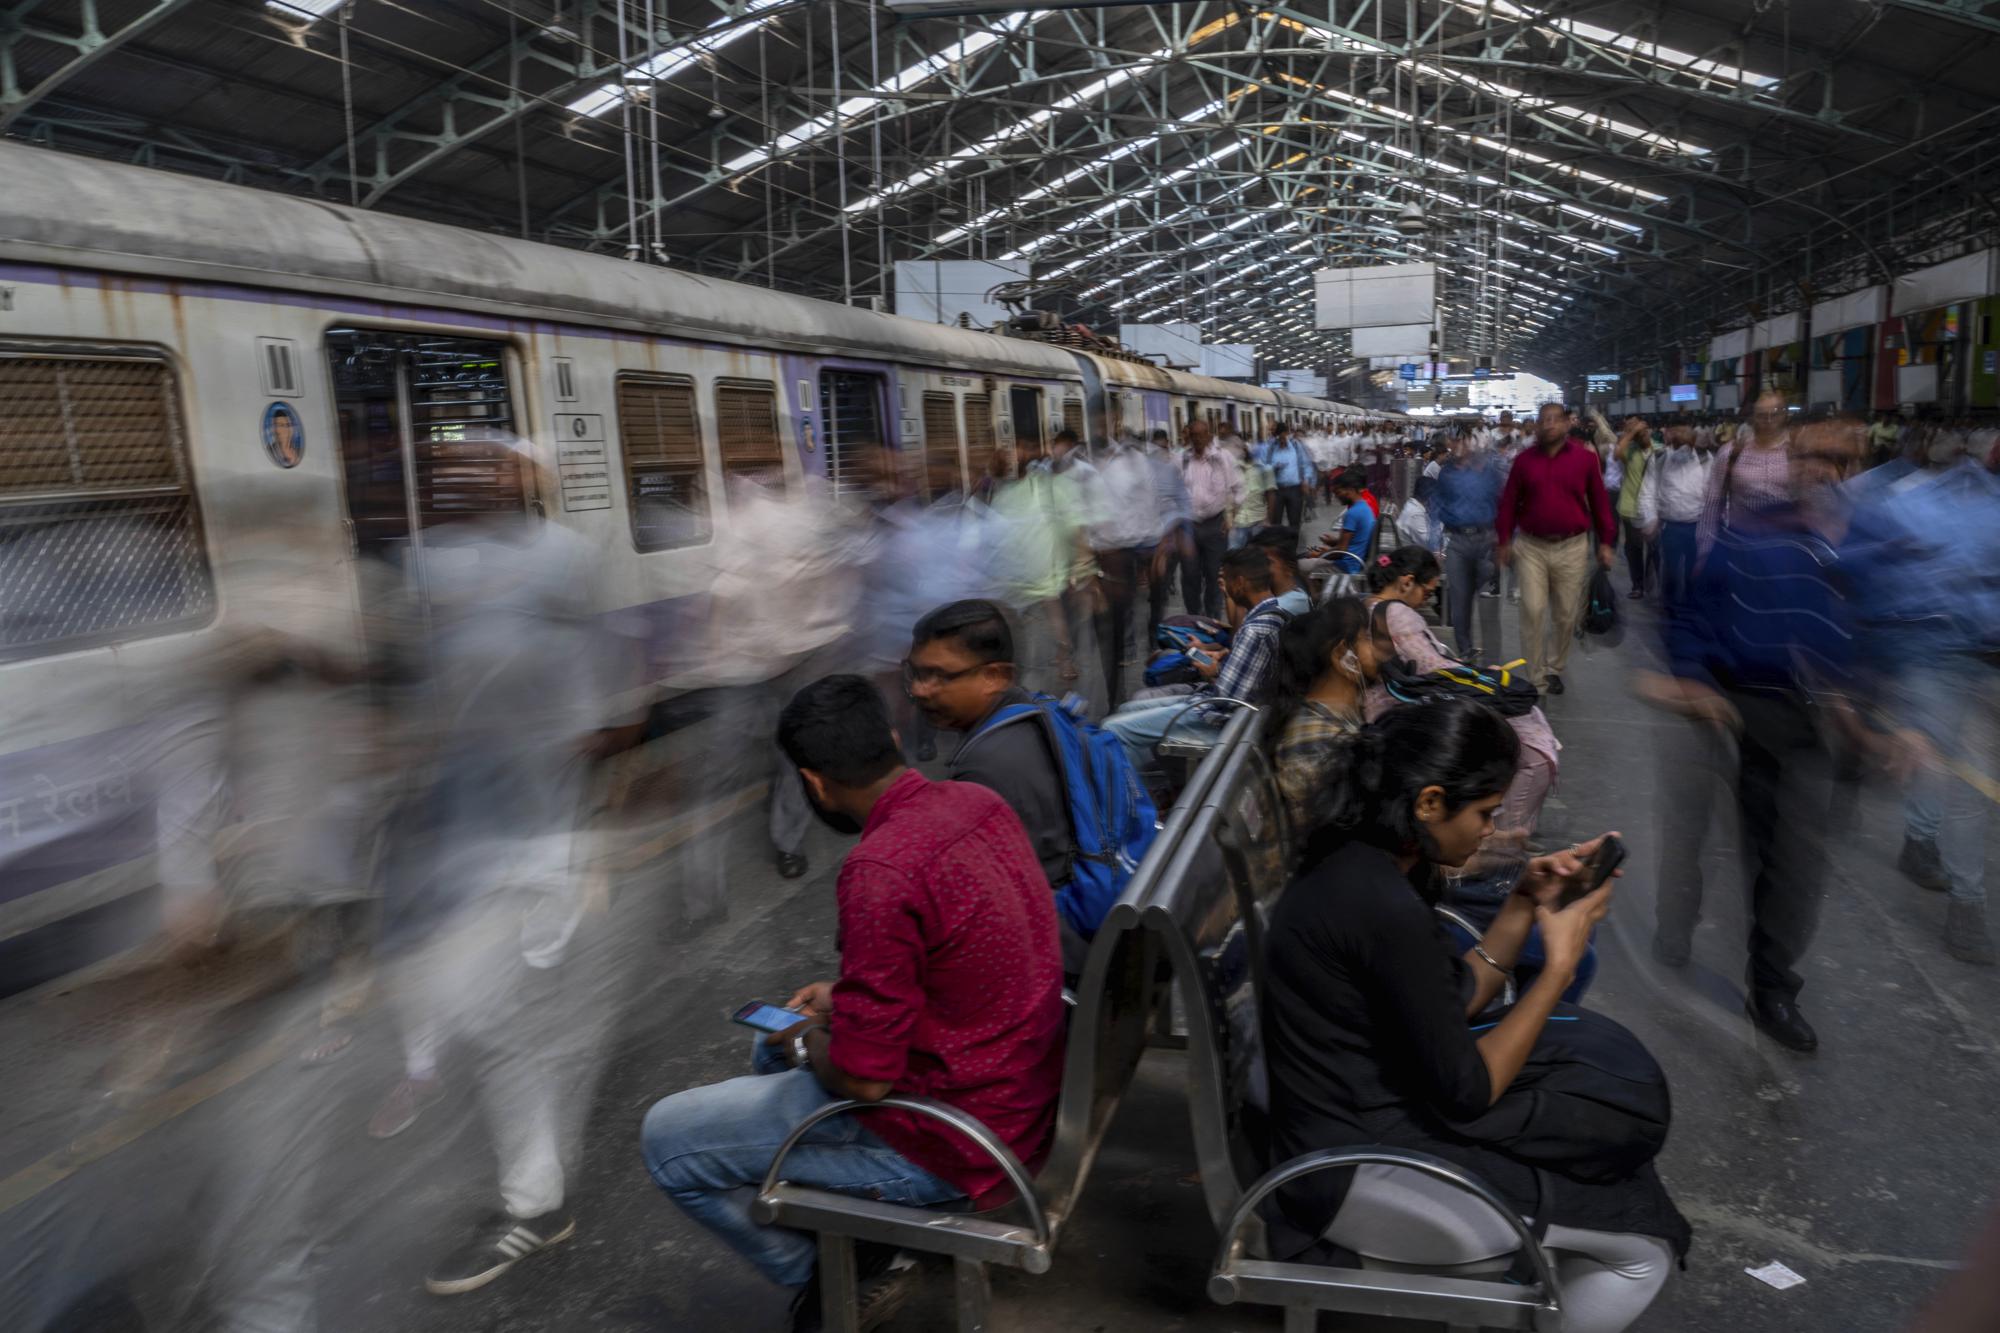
left=902, top=599, right=1089, bottom=973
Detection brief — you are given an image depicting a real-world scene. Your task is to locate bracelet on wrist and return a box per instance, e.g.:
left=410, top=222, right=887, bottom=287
left=1472, top=943, right=1515, bottom=982
left=791, top=1031, right=812, bottom=1068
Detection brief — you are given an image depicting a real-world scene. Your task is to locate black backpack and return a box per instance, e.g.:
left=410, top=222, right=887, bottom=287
left=1457, top=1002, right=1671, bottom=1182
left=1581, top=567, right=1623, bottom=642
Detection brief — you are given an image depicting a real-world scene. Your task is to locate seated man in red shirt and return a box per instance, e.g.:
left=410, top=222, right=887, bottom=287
left=642, top=675, right=1066, bottom=1331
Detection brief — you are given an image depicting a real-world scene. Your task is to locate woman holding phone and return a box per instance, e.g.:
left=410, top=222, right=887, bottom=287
left=1264, top=701, right=1688, bottom=1333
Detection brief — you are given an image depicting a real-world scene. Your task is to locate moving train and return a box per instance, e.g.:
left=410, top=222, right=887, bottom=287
left=0, top=140, right=1397, bottom=983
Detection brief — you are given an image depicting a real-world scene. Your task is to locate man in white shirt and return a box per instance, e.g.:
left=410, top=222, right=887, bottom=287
left=1636, top=421, right=1718, bottom=608
left=1178, top=418, right=1244, bottom=619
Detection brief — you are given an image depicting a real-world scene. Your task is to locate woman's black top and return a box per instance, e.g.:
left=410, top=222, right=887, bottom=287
left=1262, top=839, right=1691, bottom=1260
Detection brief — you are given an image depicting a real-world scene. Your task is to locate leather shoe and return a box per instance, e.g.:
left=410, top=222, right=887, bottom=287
left=1544, top=673, right=1565, bottom=695
left=776, top=852, right=809, bottom=880
left=1652, top=933, right=1691, bottom=968
left=1746, top=993, right=1817, bottom=1052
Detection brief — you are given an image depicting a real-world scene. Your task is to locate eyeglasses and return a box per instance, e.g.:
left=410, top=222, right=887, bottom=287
left=900, top=659, right=987, bottom=691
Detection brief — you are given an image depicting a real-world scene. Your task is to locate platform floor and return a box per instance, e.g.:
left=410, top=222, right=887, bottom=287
left=4, top=582, right=1996, bottom=1333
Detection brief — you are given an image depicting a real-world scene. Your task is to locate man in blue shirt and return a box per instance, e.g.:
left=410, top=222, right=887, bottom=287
left=1259, top=424, right=1318, bottom=535
left=1433, top=436, right=1507, bottom=658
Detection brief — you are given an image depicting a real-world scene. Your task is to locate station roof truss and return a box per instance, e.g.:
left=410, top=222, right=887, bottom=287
left=6, top=0, right=2000, bottom=382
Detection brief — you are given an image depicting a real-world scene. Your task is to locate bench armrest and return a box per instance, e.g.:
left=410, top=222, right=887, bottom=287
left=753, top=1096, right=1052, bottom=1250
left=1207, top=1147, right=1561, bottom=1309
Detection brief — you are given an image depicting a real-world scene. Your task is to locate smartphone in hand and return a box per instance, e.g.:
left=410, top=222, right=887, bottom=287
left=731, top=1001, right=803, bottom=1033
left=1559, top=835, right=1626, bottom=908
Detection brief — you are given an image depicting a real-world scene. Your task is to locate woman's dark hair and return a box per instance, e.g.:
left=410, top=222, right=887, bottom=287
left=1366, top=544, right=1442, bottom=594
left=1298, top=700, right=1519, bottom=882
left=1270, top=596, right=1370, bottom=734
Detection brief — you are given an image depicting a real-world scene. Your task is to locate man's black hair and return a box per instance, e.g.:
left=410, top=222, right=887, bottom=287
left=777, top=675, right=903, bottom=789
left=1334, top=467, right=1366, bottom=491
left=1052, top=428, right=1079, bottom=447
left=910, top=599, right=1015, bottom=665
left=1220, top=544, right=1275, bottom=592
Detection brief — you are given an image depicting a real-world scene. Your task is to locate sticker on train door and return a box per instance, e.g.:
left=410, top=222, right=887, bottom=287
left=263, top=402, right=304, bottom=469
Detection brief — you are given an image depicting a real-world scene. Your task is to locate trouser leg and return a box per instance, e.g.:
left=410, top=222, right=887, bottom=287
left=1445, top=532, right=1494, bottom=657
left=1142, top=541, right=1171, bottom=646
left=1543, top=534, right=1591, bottom=676
left=1514, top=537, right=1554, bottom=687
left=1655, top=717, right=1723, bottom=947
left=1902, top=662, right=1996, bottom=905
left=1276, top=486, right=1304, bottom=531
left=1733, top=692, right=1827, bottom=1001
left=1659, top=521, right=1696, bottom=608
left=1197, top=517, right=1228, bottom=619
left=641, top=1057, right=963, bottom=1289
left=1095, top=547, right=1135, bottom=710
left=1623, top=519, right=1650, bottom=592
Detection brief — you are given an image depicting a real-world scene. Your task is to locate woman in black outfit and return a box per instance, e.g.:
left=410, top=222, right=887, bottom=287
left=1263, top=701, right=1689, bottom=1333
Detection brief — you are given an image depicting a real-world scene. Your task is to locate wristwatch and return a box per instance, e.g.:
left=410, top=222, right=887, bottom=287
left=791, top=1031, right=812, bottom=1069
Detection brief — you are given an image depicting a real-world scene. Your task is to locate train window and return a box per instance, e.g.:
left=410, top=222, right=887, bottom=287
left=616, top=374, right=710, bottom=552
left=819, top=370, right=884, bottom=497
left=921, top=391, right=963, bottom=497
left=963, top=392, right=995, bottom=480
left=714, top=379, right=784, bottom=481
left=1009, top=386, right=1044, bottom=459
left=0, top=349, right=214, bottom=661
left=1060, top=398, right=1084, bottom=444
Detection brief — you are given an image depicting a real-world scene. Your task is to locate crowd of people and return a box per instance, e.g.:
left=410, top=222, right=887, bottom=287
left=9, top=388, right=1998, bottom=1333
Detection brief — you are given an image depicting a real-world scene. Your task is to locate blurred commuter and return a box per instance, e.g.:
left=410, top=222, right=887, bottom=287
left=1614, top=418, right=1656, bottom=599
left=1434, top=432, right=1507, bottom=659
left=1640, top=421, right=1863, bottom=1051
left=1848, top=432, right=2000, bottom=964
left=1178, top=418, right=1241, bottom=619
left=1268, top=596, right=1377, bottom=840
left=1496, top=403, right=1617, bottom=695
left=1143, top=428, right=1193, bottom=647
left=1263, top=703, right=1686, bottom=1333
left=1102, top=545, right=1287, bottom=774
left=1699, top=389, right=1792, bottom=557
left=1636, top=422, right=1716, bottom=609
left=364, top=505, right=638, bottom=1295
left=1230, top=434, right=1274, bottom=550
left=641, top=676, right=1064, bottom=1328
left=1091, top=431, right=1177, bottom=708
left=1261, top=422, right=1317, bottom=532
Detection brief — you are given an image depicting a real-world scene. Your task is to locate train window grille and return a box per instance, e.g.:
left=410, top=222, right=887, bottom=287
left=404, top=339, right=527, bottom=521
left=1061, top=398, right=1085, bottom=444
left=963, top=392, right=994, bottom=481
left=818, top=370, right=884, bottom=497
left=553, top=357, right=578, bottom=403
left=714, top=380, right=784, bottom=482
left=921, top=391, right=962, bottom=497
left=617, top=375, right=709, bottom=551
left=0, top=351, right=214, bottom=660
left=258, top=337, right=301, bottom=398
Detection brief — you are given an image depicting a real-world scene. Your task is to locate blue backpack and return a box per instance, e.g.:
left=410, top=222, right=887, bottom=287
left=961, top=692, right=1158, bottom=939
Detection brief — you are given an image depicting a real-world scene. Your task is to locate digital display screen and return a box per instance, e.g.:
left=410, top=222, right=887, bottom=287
left=1586, top=373, right=1619, bottom=396
left=1670, top=384, right=1700, bottom=402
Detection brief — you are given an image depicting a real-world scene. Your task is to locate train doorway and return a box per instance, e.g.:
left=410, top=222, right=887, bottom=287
left=818, top=369, right=885, bottom=497
left=1009, top=385, right=1044, bottom=462
left=324, top=330, right=532, bottom=602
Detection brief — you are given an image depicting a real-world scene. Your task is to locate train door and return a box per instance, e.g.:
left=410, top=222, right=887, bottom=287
left=818, top=369, right=886, bottom=497
left=1009, top=385, right=1045, bottom=460
left=324, top=329, right=531, bottom=597
left=920, top=390, right=963, bottom=497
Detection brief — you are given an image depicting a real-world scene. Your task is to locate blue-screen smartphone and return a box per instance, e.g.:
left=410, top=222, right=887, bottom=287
left=732, top=1001, right=801, bottom=1033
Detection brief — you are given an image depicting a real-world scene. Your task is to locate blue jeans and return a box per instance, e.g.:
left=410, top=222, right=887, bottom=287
left=641, top=1039, right=963, bottom=1287
left=1902, top=660, right=1999, bottom=906
left=1104, top=695, right=1223, bottom=775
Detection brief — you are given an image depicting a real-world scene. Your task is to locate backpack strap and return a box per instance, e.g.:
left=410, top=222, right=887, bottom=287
left=959, top=696, right=1093, bottom=879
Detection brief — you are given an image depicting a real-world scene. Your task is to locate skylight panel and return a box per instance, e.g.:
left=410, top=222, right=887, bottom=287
left=565, top=0, right=787, bottom=118
left=267, top=0, right=345, bottom=19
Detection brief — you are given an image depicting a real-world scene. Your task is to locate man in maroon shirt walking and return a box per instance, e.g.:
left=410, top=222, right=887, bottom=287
left=642, top=675, right=1065, bottom=1330
left=1495, top=403, right=1617, bottom=694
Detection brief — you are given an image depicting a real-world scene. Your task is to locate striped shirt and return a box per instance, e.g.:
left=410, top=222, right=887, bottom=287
left=1698, top=433, right=1791, bottom=555
left=1211, top=597, right=1288, bottom=703
left=1182, top=447, right=1245, bottom=521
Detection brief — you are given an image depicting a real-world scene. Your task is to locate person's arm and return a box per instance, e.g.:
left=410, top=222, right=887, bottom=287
left=1584, top=449, right=1617, bottom=562
left=1385, top=602, right=1451, bottom=673
left=1211, top=615, right=1275, bottom=700
left=778, top=861, right=928, bottom=1102
left=1493, top=451, right=1523, bottom=551
left=1468, top=886, right=1607, bottom=1103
